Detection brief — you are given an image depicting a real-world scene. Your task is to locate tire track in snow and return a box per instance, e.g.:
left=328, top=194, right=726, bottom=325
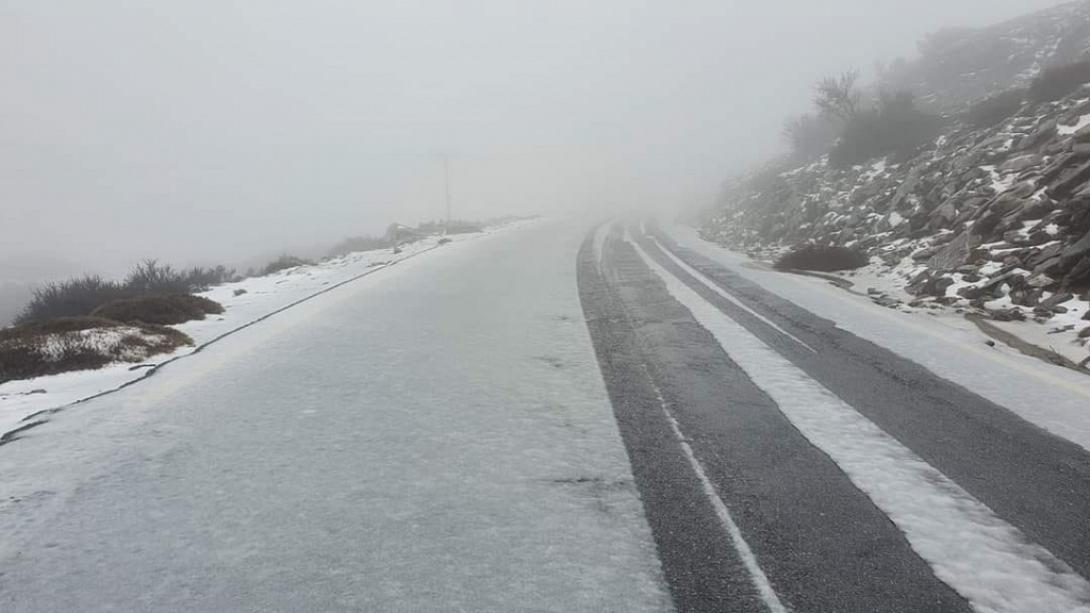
left=579, top=226, right=772, bottom=612
left=629, top=236, right=1090, bottom=613
left=585, top=225, right=969, bottom=612
left=644, top=225, right=1090, bottom=581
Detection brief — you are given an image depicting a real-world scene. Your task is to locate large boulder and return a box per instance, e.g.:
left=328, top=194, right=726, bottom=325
left=1000, top=154, right=1044, bottom=173
left=1062, top=230, right=1090, bottom=265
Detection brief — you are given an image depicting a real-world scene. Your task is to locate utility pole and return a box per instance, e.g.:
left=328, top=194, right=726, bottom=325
left=443, top=155, right=452, bottom=235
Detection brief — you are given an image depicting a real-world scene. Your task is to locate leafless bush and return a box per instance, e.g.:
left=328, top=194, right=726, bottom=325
left=261, top=255, right=314, bottom=276
left=775, top=244, right=869, bottom=272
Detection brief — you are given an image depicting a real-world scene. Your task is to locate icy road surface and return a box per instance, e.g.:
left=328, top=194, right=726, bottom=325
left=580, top=222, right=1090, bottom=612
left=6, top=217, right=1090, bottom=613
left=0, top=221, right=671, bottom=612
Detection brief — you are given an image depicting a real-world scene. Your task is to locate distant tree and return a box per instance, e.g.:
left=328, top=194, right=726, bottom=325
left=828, top=90, right=942, bottom=168
left=965, top=89, right=1025, bottom=128
left=782, top=113, right=839, bottom=160
left=814, top=71, right=862, bottom=122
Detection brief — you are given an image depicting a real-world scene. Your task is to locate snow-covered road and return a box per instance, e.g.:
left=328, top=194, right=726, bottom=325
left=0, top=220, right=670, bottom=612
left=580, top=221, right=1090, bottom=612
left=5, top=217, right=1090, bottom=612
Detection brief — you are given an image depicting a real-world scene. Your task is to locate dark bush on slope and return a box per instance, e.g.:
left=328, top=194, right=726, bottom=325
left=261, top=255, right=314, bottom=276
left=327, top=236, right=390, bottom=258
left=91, top=294, right=223, bottom=326
left=0, top=316, right=192, bottom=383
left=829, top=91, right=943, bottom=168
left=125, top=260, right=235, bottom=293
left=965, top=89, right=1026, bottom=128
left=783, top=113, right=841, bottom=160
left=14, top=275, right=129, bottom=325
left=1029, top=60, right=1090, bottom=102
left=15, top=260, right=234, bottom=324
left=774, top=245, right=869, bottom=272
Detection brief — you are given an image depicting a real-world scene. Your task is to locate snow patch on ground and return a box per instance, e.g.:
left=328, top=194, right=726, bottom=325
left=1058, top=112, right=1090, bottom=135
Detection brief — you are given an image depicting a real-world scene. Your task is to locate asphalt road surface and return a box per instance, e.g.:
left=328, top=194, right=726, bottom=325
left=579, top=221, right=1090, bottom=613
left=3, top=219, right=1090, bottom=612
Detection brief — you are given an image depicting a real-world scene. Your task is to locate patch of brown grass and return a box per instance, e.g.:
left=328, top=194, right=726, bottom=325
left=91, top=294, right=223, bottom=326
left=0, top=316, right=192, bottom=383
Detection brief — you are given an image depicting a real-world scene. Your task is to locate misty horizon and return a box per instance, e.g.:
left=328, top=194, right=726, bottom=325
left=1, top=0, right=1068, bottom=283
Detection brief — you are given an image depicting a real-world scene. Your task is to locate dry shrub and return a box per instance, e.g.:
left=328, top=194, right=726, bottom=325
left=91, top=294, right=223, bottom=326
left=0, top=316, right=192, bottom=383
left=775, top=244, right=869, bottom=272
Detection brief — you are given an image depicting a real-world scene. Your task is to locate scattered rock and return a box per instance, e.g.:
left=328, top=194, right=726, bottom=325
left=1000, top=154, right=1043, bottom=173
left=911, top=246, right=938, bottom=261
left=991, top=308, right=1027, bottom=322
left=1040, top=292, right=1074, bottom=310
left=1026, top=273, right=1056, bottom=288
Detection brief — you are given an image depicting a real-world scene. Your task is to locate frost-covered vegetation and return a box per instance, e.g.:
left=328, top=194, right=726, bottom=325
left=0, top=317, right=192, bottom=383
left=2, top=215, right=506, bottom=383
left=15, top=260, right=235, bottom=325
left=3, top=259, right=233, bottom=382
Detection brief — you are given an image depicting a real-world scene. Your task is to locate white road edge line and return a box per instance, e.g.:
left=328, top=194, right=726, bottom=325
left=668, top=225, right=1090, bottom=402
left=645, top=363, right=789, bottom=613
left=593, top=222, right=614, bottom=271
left=629, top=236, right=1090, bottom=613
left=646, top=234, right=818, bottom=354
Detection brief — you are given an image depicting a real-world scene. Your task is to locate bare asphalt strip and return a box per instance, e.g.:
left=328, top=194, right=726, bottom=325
left=642, top=224, right=1090, bottom=582
left=580, top=226, right=971, bottom=613
left=577, top=227, right=765, bottom=613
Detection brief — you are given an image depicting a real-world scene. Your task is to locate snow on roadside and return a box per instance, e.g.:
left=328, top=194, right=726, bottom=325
left=0, top=223, right=529, bottom=439
left=633, top=236, right=1090, bottom=613
left=723, top=232, right=1090, bottom=367
left=667, top=223, right=1090, bottom=453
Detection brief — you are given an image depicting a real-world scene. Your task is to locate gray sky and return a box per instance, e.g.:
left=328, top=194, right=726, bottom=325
left=0, top=0, right=1068, bottom=278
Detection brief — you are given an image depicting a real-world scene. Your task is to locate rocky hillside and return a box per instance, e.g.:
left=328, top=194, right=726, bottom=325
left=702, top=1, right=1090, bottom=365
left=885, top=1, right=1090, bottom=112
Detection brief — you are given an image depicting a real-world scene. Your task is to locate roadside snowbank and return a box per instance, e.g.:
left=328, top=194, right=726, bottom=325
left=0, top=224, right=526, bottom=440
left=667, top=223, right=1090, bottom=453
left=634, top=235, right=1090, bottom=613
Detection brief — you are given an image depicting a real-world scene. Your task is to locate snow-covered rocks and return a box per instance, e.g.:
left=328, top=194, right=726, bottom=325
left=701, top=6, right=1090, bottom=367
